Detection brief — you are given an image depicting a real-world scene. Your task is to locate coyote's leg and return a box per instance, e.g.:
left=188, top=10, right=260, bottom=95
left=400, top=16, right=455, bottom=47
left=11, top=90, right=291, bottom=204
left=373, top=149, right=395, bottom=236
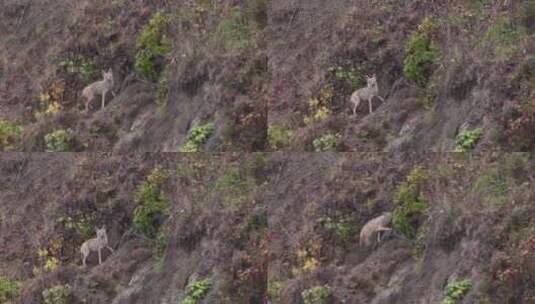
left=352, top=97, right=360, bottom=116
left=368, top=97, right=373, bottom=114
left=106, top=246, right=114, bottom=253
left=82, top=252, right=87, bottom=267
left=101, top=91, right=106, bottom=110
left=98, top=248, right=102, bottom=264
left=377, top=227, right=392, bottom=244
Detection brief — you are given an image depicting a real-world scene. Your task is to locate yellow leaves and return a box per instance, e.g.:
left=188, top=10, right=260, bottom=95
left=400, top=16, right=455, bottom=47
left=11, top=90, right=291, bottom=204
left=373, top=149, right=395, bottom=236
left=292, top=240, right=321, bottom=276
left=37, top=248, right=48, bottom=258
left=33, top=238, right=62, bottom=276
left=36, top=83, right=64, bottom=119
left=303, top=86, right=333, bottom=126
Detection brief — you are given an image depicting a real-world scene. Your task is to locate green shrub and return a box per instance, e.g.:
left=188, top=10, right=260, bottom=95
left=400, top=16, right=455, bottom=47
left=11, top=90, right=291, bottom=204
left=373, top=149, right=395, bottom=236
left=59, top=55, right=97, bottom=84
left=133, top=167, right=170, bottom=237
left=454, top=128, right=482, bottom=152
left=57, top=213, right=94, bottom=239
left=0, top=276, right=21, bottom=304
left=181, top=278, right=212, bottom=304
left=392, top=167, right=428, bottom=239
left=44, top=129, right=73, bottom=152
left=179, top=123, right=215, bottom=152
left=135, top=11, right=171, bottom=80
left=42, top=284, right=70, bottom=304
left=412, top=228, right=427, bottom=259
left=318, top=213, right=356, bottom=243
left=267, top=279, right=282, bottom=302
left=301, top=285, right=331, bottom=304
left=313, top=134, right=338, bottom=152
left=328, top=66, right=365, bottom=89
left=442, top=279, right=471, bottom=304
left=267, top=125, right=292, bottom=150
left=403, top=17, right=439, bottom=86
left=0, top=120, right=22, bottom=151
left=215, top=7, right=250, bottom=51
left=154, top=229, right=168, bottom=258
left=156, top=70, right=169, bottom=111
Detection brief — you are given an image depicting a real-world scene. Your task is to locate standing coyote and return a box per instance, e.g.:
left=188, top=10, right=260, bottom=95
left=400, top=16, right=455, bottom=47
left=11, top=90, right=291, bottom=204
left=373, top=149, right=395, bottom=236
left=359, top=212, right=392, bottom=249
left=80, top=226, right=114, bottom=267
left=82, top=69, right=114, bottom=112
left=350, top=75, right=384, bottom=116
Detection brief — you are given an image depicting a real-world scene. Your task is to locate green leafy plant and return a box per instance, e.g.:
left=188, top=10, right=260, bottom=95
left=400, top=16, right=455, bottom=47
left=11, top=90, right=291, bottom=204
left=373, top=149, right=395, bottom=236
left=179, top=123, right=215, bottom=152
left=267, top=279, right=282, bottom=303
left=454, top=128, right=482, bottom=152
left=313, top=133, right=338, bottom=152
left=403, top=17, right=439, bottom=86
left=154, top=229, right=168, bottom=259
left=328, top=66, right=365, bottom=89
left=301, top=285, right=331, bottom=304
left=0, top=120, right=22, bottom=151
left=181, top=278, right=212, bottom=304
left=42, top=284, right=70, bottom=304
left=318, top=213, right=356, bottom=243
left=412, top=228, right=427, bottom=259
left=156, top=70, right=169, bottom=111
left=267, top=124, right=292, bottom=150
left=57, top=213, right=94, bottom=239
left=0, top=276, right=21, bottom=304
left=392, top=167, right=428, bottom=239
left=442, top=279, right=471, bottom=304
left=135, top=11, right=171, bottom=80
left=44, top=129, right=73, bottom=152
left=133, top=167, right=170, bottom=237
left=59, top=55, right=97, bottom=84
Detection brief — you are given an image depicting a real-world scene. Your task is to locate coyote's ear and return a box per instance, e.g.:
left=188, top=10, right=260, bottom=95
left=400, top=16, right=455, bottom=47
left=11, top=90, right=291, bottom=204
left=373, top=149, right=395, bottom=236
left=102, top=70, right=107, bottom=77
left=107, top=68, right=112, bottom=74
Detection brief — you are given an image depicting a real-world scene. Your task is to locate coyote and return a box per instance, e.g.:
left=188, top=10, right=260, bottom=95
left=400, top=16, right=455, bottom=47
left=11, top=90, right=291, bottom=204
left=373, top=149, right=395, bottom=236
left=350, top=75, right=384, bottom=116
left=82, top=69, right=114, bottom=112
left=359, top=212, right=392, bottom=249
left=80, top=226, right=114, bottom=267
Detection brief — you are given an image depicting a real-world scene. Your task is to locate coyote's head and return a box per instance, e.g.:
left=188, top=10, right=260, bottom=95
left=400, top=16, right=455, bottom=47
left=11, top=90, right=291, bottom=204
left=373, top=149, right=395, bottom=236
left=366, top=74, right=377, bottom=88
left=96, top=226, right=108, bottom=244
left=102, top=69, right=114, bottom=85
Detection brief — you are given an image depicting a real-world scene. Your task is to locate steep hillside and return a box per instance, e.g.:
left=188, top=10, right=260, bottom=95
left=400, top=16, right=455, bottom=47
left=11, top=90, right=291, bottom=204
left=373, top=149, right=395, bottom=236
left=267, top=153, right=535, bottom=303
left=0, top=153, right=267, bottom=303
left=268, top=0, right=535, bottom=151
left=0, top=0, right=267, bottom=152
left=1, top=153, right=534, bottom=303
left=2, top=1, right=534, bottom=152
